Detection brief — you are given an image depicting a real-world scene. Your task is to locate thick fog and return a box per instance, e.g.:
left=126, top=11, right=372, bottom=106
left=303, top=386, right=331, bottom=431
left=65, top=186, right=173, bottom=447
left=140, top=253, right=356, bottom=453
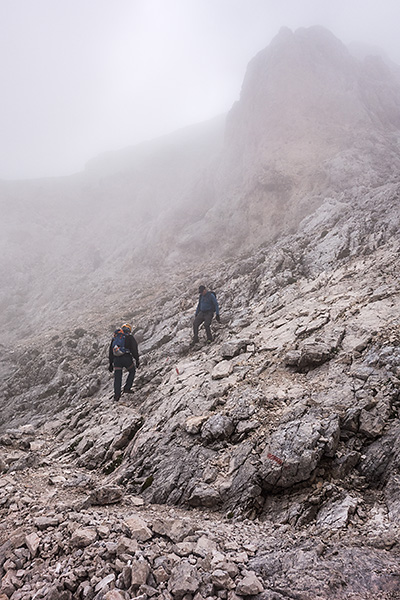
left=1, top=0, right=400, bottom=180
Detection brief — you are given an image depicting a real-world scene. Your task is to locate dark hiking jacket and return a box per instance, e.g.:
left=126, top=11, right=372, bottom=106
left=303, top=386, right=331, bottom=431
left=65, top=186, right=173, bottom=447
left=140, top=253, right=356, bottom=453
left=109, top=334, right=139, bottom=367
left=195, top=291, right=219, bottom=316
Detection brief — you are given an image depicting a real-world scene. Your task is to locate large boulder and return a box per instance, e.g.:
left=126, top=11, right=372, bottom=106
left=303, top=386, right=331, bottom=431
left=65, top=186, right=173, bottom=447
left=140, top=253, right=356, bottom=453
left=259, top=411, right=340, bottom=490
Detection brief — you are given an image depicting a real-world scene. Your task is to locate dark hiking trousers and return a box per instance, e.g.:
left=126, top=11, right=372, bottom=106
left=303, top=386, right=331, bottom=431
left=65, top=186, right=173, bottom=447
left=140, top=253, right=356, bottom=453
left=114, top=353, right=136, bottom=397
left=193, top=310, right=214, bottom=342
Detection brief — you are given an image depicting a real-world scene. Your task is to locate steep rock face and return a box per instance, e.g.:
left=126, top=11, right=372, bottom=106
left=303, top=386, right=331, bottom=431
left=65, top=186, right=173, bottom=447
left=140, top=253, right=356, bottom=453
left=203, top=26, right=400, bottom=252
left=117, top=27, right=400, bottom=262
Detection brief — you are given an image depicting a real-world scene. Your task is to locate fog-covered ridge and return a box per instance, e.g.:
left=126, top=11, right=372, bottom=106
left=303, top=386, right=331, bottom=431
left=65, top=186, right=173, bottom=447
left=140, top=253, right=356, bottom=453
left=2, top=27, right=400, bottom=342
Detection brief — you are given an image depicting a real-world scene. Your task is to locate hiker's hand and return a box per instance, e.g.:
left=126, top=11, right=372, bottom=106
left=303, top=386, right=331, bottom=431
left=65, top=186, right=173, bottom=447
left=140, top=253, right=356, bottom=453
left=108, top=364, right=114, bottom=372
left=216, top=314, right=221, bottom=323
left=136, top=362, right=140, bottom=369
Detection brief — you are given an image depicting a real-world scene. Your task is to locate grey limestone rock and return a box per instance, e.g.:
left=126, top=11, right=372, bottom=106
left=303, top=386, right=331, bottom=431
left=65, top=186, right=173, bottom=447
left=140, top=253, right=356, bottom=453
left=384, top=474, right=400, bottom=521
left=235, top=571, right=264, bottom=595
left=188, top=483, right=221, bottom=508
left=212, top=360, right=234, bottom=380
left=259, top=412, right=340, bottom=490
left=70, top=527, right=97, bottom=548
left=123, top=515, right=152, bottom=542
left=130, top=558, right=150, bottom=588
left=359, top=422, right=400, bottom=484
left=316, top=495, right=358, bottom=529
left=115, top=535, right=139, bottom=557
left=167, top=562, right=200, bottom=599
left=201, top=414, right=235, bottom=443
left=103, top=591, right=129, bottom=600
left=285, top=341, right=333, bottom=371
left=358, top=408, right=386, bottom=438
left=25, top=532, right=40, bottom=557
left=33, top=515, right=61, bottom=530
left=220, top=339, right=250, bottom=359
left=211, top=568, right=235, bottom=590
left=87, top=484, right=124, bottom=506
left=151, top=518, right=194, bottom=543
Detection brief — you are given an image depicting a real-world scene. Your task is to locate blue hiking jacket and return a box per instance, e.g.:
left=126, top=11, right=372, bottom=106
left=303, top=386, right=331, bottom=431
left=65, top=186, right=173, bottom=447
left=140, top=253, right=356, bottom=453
left=196, top=291, right=219, bottom=316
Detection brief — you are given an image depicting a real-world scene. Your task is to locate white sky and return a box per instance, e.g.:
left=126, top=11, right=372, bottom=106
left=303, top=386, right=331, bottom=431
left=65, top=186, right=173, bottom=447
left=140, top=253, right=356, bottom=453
left=1, top=0, right=400, bottom=180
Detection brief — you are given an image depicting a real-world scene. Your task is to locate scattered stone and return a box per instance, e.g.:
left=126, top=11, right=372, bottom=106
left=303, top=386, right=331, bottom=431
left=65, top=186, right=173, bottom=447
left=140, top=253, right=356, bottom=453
left=123, top=514, right=152, bottom=541
left=104, top=591, right=128, bottom=600
left=25, top=531, right=40, bottom=557
left=116, top=536, right=139, bottom=556
left=152, top=518, right=194, bottom=542
left=201, top=415, right=235, bottom=443
left=130, top=558, right=150, bottom=588
left=95, top=573, right=116, bottom=592
left=316, top=495, right=358, bottom=529
left=70, top=527, right=97, bottom=548
left=211, top=569, right=235, bottom=590
left=235, top=572, right=264, bottom=595
left=130, top=495, right=145, bottom=506
left=188, top=483, right=221, bottom=508
left=185, top=415, right=209, bottom=434
left=33, top=515, right=60, bottom=529
left=87, top=484, right=124, bottom=505
left=212, top=361, right=234, bottom=380
left=285, top=341, right=332, bottom=371
left=194, top=535, right=218, bottom=557
left=220, top=339, right=249, bottom=359
left=168, top=562, right=200, bottom=599
left=358, top=409, right=386, bottom=438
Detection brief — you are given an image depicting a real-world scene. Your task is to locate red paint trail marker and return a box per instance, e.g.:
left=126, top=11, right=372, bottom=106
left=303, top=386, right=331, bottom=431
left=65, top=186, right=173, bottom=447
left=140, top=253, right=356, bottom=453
left=267, top=452, right=284, bottom=466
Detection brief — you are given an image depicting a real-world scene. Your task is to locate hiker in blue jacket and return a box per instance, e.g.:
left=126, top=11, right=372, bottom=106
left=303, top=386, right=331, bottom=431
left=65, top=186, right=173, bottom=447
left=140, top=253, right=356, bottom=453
left=192, top=285, right=220, bottom=345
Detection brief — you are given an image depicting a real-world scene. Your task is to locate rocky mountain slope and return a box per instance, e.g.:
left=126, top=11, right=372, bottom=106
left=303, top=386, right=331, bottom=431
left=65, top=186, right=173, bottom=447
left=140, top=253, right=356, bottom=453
left=1, top=25, right=400, bottom=600
left=1, top=183, right=400, bottom=599
left=2, top=27, right=400, bottom=338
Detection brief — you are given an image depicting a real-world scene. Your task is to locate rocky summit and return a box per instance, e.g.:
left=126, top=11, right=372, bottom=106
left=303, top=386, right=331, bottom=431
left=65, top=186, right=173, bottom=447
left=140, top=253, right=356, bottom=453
left=1, top=26, right=400, bottom=600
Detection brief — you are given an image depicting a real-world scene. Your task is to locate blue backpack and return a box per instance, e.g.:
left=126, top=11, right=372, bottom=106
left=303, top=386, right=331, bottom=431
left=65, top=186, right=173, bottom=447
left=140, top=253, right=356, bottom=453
left=112, top=329, right=127, bottom=356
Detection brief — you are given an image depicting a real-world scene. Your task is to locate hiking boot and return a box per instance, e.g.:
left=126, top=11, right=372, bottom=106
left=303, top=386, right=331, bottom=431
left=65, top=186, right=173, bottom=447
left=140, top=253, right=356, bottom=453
left=190, top=338, right=199, bottom=347
left=114, top=394, right=121, bottom=402
left=123, top=389, right=134, bottom=394
left=206, top=339, right=213, bottom=345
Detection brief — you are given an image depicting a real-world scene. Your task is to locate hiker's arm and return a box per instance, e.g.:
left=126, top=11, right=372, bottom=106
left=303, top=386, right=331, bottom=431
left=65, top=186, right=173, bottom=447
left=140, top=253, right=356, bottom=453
left=212, top=294, right=220, bottom=316
left=108, top=342, right=114, bottom=370
left=131, top=337, right=140, bottom=368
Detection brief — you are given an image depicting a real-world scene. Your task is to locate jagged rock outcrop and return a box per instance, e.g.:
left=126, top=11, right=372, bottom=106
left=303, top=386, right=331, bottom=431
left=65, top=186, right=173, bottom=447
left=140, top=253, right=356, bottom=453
left=183, top=26, right=400, bottom=254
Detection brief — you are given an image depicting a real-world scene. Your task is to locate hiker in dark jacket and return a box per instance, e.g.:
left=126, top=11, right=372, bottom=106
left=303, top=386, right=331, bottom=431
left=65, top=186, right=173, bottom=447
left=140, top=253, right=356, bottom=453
left=108, top=323, right=139, bottom=401
left=192, top=285, right=220, bottom=344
